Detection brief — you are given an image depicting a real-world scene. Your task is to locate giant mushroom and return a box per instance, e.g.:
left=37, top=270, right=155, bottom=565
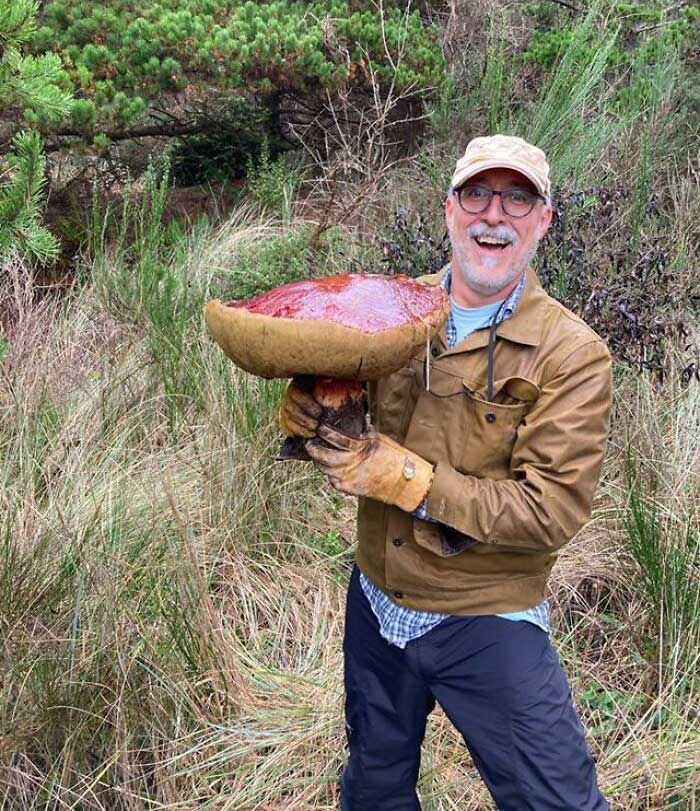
left=204, top=273, right=449, bottom=459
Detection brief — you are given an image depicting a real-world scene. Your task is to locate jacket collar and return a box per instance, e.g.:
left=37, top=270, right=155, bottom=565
left=421, top=266, right=546, bottom=353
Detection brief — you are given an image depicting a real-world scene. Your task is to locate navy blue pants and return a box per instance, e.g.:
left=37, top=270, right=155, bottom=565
left=341, top=567, right=609, bottom=811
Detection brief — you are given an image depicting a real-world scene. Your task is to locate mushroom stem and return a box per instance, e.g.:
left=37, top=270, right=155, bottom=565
left=277, top=375, right=366, bottom=461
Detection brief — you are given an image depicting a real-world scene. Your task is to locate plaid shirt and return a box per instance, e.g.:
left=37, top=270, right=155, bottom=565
left=360, top=268, right=550, bottom=648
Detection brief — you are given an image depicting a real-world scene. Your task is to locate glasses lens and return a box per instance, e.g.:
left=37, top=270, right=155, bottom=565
left=502, top=189, right=536, bottom=217
left=458, top=185, right=491, bottom=213
left=457, top=186, right=538, bottom=217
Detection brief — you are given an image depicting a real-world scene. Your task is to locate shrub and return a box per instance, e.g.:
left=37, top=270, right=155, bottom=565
left=537, top=184, right=696, bottom=380
left=169, top=98, right=276, bottom=186
left=33, top=1, right=445, bottom=140
left=245, top=138, right=303, bottom=219
left=218, top=226, right=316, bottom=302
left=378, top=205, right=449, bottom=278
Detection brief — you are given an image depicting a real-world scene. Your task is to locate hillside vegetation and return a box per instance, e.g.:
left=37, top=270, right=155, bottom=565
left=0, top=0, right=699, bottom=808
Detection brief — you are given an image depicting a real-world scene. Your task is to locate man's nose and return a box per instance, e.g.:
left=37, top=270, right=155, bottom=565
left=482, top=192, right=505, bottom=224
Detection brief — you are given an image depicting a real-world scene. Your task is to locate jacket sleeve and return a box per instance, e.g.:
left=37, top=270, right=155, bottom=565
left=423, top=339, right=612, bottom=553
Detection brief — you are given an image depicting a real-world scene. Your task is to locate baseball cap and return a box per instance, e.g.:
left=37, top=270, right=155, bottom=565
left=450, top=135, right=551, bottom=199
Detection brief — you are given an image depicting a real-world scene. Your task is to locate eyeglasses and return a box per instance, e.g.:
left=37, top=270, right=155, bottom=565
left=455, top=184, right=545, bottom=218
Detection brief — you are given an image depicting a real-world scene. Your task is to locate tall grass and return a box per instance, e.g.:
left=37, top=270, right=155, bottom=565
left=479, top=19, right=513, bottom=136
left=0, top=235, right=349, bottom=807
left=527, top=4, right=683, bottom=187
left=1, top=10, right=699, bottom=800
left=626, top=464, right=700, bottom=690
left=622, top=370, right=700, bottom=699
left=2, top=218, right=699, bottom=808
left=520, top=2, right=622, bottom=185
left=431, top=0, right=684, bottom=189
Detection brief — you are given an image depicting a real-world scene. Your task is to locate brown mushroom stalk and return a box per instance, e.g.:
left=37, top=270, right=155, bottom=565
left=278, top=375, right=366, bottom=460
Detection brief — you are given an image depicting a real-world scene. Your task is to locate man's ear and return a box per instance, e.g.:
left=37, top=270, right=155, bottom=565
left=445, top=191, right=456, bottom=226
left=537, top=204, right=553, bottom=240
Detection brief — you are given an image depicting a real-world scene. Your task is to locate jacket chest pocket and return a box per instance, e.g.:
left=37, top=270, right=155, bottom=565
left=461, top=376, right=540, bottom=480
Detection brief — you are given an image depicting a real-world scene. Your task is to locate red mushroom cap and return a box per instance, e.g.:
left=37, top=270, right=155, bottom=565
left=204, top=273, right=449, bottom=380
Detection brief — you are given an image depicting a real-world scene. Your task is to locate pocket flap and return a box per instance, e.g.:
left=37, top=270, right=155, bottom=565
left=413, top=519, right=444, bottom=555
left=489, top=376, right=540, bottom=404
left=500, top=376, right=540, bottom=402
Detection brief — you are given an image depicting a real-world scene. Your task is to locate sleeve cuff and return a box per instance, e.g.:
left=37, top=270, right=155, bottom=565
left=424, top=461, right=483, bottom=540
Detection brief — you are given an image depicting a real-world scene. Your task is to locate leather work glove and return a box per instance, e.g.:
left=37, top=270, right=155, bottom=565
left=278, top=379, right=323, bottom=438
left=306, top=424, right=434, bottom=513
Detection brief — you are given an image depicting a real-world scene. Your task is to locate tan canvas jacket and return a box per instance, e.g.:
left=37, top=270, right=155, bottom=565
left=356, top=267, right=612, bottom=614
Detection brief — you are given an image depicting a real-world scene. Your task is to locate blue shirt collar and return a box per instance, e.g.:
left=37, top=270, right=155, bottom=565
left=439, top=265, right=525, bottom=349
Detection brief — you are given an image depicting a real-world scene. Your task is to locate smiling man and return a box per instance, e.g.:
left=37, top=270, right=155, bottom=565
left=280, top=135, right=612, bottom=810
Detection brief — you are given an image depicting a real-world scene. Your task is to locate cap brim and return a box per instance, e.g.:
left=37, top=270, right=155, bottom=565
left=451, top=159, right=548, bottom=197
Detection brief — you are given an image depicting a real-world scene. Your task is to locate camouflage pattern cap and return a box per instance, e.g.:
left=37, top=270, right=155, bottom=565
left=451, top=135, right=551, bottom=199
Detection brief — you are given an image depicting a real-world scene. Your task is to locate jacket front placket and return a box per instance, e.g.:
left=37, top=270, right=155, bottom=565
left=382, top=335, right=485, bottom=591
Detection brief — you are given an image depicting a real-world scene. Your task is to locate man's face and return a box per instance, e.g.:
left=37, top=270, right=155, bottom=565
left=445, top=168, right=552, bottom=300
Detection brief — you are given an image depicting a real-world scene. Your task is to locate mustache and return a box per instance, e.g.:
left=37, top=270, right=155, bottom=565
left=467, top=223, right=518, bottom=243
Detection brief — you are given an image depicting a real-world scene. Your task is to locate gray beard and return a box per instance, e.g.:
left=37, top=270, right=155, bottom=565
left=449, top=229, right=540, bottom=297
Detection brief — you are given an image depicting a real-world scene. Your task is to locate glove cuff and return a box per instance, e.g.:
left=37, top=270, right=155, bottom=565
left=394, top=453, right=434, bottom=512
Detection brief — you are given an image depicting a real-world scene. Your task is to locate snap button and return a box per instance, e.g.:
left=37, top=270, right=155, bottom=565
left=393, top=537, right=404, bottom=547
left=431, top=345, right=440, bottom=357
left=485, top=412, right=497, bottom=423
left=394, top=591, right=404, bottom=599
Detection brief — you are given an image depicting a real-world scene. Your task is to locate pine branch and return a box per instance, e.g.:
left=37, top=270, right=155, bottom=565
left=45, top=120, right=223, bottom=150
left=0, top=130, right=58, bottom=263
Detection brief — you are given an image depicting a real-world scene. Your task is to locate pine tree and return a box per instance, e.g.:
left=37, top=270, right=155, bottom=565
left=0, top=0, right=71, bottom=262
left=32, top=1, right=444, bottom=148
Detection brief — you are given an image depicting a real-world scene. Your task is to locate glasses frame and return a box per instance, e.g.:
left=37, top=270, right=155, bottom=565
left=454, top=184, right=546, bottom=218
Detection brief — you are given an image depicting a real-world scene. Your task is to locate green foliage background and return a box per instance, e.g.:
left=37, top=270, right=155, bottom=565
left=0, top=1, right=699, bottom=808
left=0, top=0, right=71, bottom=261
left=32, top=0, right=444, bottom=131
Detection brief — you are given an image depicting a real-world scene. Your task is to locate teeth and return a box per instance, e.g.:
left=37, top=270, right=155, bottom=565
left=476, top=236, right=510, bottom=246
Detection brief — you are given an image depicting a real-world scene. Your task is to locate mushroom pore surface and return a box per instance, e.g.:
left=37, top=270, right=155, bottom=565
left=227, top=273, right=444, bottom=333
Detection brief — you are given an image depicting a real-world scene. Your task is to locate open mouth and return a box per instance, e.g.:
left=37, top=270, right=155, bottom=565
left=473, top=236, right=513, bottom=252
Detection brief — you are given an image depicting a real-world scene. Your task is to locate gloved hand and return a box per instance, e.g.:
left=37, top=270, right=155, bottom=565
left=278, top=379, right=322, bottom=438
left=306, top=424, right=434, bottom=512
